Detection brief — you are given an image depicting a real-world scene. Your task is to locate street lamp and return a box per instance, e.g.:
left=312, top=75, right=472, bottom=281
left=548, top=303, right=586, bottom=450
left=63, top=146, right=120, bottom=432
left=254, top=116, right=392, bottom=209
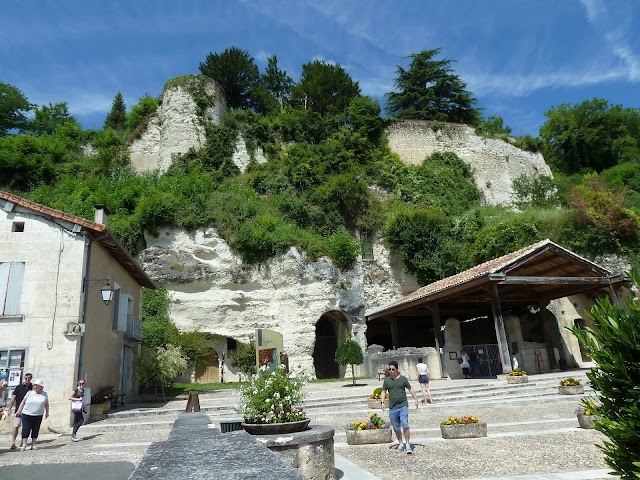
left=100, top=284, right=115, bottom=305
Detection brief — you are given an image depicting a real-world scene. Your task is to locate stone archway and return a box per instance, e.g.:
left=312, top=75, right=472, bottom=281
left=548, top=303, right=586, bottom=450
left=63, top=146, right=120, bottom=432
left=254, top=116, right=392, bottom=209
left=313, top=310, right=351, bottom=379
left=195, top=348, right=219, bottom=383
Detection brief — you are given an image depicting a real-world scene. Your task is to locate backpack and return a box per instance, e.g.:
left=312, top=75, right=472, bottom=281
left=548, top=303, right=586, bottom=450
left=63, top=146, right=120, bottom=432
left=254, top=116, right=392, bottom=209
left=457, top=357, right=463, bottom=364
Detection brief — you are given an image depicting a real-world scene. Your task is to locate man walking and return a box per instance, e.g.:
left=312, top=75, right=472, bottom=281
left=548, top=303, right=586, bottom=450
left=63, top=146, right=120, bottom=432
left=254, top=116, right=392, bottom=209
left=7, top=372, right=32, bottom=450
left=381, top=361, right=419, bottom=454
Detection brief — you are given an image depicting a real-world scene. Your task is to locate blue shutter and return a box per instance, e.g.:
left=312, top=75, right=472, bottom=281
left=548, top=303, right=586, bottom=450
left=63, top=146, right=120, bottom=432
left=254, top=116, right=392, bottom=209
left=1, top=262, right=25, bottom=316
left=0, top=263, right=9, bottom=315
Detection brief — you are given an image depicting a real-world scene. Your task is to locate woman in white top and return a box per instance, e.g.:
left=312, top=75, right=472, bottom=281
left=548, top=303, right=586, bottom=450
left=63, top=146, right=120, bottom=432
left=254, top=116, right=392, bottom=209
left=460, top=350, right=471, bottom=379
left=415, top=357, right=434, bottom=404
left=16, top=378, right=49, bottom=451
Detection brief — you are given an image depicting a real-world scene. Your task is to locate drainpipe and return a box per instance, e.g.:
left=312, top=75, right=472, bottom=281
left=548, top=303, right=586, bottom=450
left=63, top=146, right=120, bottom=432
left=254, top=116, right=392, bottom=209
left=77, top=236, right=93, bottom=381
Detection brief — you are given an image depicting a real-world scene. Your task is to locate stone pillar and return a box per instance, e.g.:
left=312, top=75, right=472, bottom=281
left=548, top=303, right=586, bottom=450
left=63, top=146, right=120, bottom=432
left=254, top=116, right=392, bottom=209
left=444, top=318, right=462, bottom=379
left=504, top=314, right=524, bottom=365
left=389, top=317, right=399, bottom=349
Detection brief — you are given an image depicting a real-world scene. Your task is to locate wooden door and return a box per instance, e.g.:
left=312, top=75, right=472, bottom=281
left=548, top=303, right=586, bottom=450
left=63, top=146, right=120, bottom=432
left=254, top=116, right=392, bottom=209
left=195, top=349, right=219, bottom=383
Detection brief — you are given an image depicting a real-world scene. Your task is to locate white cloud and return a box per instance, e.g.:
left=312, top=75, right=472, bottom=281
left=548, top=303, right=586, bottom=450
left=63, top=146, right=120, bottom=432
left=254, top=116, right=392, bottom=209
left=580, top=0, right=606, bottom=22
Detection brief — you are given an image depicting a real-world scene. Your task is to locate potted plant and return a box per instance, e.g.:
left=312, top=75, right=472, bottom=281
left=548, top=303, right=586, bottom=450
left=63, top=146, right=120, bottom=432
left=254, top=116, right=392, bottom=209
left=367, top=387, right=389, bottom=409
left=238, top=365, right=309, bottom=435
left=440, top=416, right=487, bottom=439
left=506, top=368, right=528, bottom=384
left=575, top=402, right=600, bottom=429
left=558, top=378, right=584, bottom=395
left=346, top=413, right=392, bottom=445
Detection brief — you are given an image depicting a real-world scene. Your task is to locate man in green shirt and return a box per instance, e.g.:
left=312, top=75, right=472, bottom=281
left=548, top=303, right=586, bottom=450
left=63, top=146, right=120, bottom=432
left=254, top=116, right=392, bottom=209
left=381, top=360, right=419, bottom=454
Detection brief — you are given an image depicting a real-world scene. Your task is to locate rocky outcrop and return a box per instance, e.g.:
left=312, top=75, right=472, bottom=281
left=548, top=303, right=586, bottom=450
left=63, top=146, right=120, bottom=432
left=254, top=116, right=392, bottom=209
left=129, top=75, right=226, bottom=173
left=386, top=120, right=552, bottom=206
left=232, top=134, right=268, bottom=173
left=141, top=228, right=416, bottom=378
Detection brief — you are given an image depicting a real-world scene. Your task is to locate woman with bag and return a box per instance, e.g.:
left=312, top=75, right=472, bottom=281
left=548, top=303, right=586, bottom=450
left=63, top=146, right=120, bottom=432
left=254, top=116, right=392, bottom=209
left=69, top=379, right=86, bottom=442
left=16, top=378, right=49, bottom=451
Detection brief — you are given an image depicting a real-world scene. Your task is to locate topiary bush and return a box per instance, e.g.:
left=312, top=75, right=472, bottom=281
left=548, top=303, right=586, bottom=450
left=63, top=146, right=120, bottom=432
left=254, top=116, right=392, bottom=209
left=569, top=267, right=640, bottom=479
left=335, top=338, right=364, bottom=386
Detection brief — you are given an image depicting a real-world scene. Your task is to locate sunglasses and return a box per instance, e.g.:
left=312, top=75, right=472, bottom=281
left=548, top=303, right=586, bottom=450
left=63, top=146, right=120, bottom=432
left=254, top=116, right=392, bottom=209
left=78, top=382, right=85, bottom=385
left=388, top=367, right=397, bottom=371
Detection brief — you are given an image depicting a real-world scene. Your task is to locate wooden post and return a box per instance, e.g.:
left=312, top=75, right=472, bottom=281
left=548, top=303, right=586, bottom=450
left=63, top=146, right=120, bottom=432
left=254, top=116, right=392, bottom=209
left=427, top=302, right=447, bottom=378
left=390, top=316, right=399, bottom=349
left=489, top=284, right=512, bottom=374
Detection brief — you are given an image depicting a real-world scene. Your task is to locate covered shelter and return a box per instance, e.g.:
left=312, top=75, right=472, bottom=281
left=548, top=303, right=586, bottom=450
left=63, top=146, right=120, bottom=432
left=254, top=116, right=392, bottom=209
left=365, top=239, right=626, bottom=377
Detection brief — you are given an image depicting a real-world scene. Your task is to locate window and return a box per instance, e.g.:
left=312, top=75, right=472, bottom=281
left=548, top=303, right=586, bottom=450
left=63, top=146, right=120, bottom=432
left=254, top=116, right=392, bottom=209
left=12, top=222, right=24, bottom=232
left=0, top=349, right=26, bottom=401
left=0, top=262, right=25, bottom=317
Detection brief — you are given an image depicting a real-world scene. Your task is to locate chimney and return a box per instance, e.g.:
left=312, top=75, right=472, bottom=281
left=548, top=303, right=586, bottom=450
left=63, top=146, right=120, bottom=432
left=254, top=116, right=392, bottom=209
left=94, top=204, right=110, bottom=227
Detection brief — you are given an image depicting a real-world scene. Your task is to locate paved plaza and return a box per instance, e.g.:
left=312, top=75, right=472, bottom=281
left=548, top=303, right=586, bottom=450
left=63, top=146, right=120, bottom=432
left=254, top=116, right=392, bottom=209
left=0, top=371, right=615, bottom=479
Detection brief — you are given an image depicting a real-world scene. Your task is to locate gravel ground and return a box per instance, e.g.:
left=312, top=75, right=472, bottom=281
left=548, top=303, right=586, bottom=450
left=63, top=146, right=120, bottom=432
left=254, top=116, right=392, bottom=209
left=335, top=430, right=608, bottom=480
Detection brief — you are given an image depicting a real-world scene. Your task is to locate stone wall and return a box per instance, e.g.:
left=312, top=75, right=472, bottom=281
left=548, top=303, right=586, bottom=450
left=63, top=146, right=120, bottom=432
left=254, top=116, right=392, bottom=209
left=386, top=120, right=552, bottom=205
left=129, top=76, right=226, bottom=173
left=141, top=228, right=416, bottom=379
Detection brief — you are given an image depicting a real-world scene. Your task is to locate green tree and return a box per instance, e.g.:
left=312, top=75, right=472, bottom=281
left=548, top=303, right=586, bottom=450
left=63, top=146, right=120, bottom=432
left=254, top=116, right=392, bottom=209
left=126, top=93, right=158, bottom=133
left=540, top=98, right=640, bottom=174
left=199, top=47, right=260, bottom=110
left=569, top=268, right=640, bottom=479
left=335, top=338, right=364, bottom=386
left=28, top=102, right=79, bottom=135
left=0, top=82, right=33, bottom=135
left=292, top=60, right=360, bottom=115
left=477, top=115, right=511, bottom=136
left=386, top=48, right=480, bottom=124
left=104, top=92, right=126, bottom=131
left=229, top=340, right=257, bottom=376
left=511, top=173, right=560, bottom=209
left=261, top=55, right=294, bottom=110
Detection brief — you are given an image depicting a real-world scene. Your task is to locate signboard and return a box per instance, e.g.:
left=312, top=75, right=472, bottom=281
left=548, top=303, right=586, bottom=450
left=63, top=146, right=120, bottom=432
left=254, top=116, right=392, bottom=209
left=255, top=328, right=284, bottom=373
left=8, top=369, right=21, bottom=386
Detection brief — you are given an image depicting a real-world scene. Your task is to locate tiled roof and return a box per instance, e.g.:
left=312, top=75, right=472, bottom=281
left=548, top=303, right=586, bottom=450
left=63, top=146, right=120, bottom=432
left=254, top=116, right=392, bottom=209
left=1, top=191, right=107, bottom=233
left=371, top=239, right=611, bottom=316
left=1, top=190, right=154, bottom=288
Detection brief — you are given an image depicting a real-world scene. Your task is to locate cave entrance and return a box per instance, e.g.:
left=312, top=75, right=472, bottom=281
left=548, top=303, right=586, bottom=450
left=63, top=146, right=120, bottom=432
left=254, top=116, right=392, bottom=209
left=313, top=310, right=350, bottom=379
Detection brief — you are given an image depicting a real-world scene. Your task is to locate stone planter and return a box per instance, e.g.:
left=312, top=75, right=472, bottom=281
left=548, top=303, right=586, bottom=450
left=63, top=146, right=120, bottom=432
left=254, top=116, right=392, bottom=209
left=89, top=401, right=110, bottom=421
left=346, top=428, right=393, bottom=445
left=241, top=419, right=310, bottom=435
left=577, top=415, right=599, bottom=429
left=506, top=375, right=529, bottom=384
left=558, top=385, right=584, bottom=395
left=440, top=422, right=487, bottom=439
left=367, top=398, right=389, bottom=409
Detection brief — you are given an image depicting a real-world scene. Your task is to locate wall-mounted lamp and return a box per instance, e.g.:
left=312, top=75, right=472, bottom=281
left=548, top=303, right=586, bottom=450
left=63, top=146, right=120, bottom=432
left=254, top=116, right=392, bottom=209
left=100, top=285, right=115, bottom=305
left=89, top=279, right=114, bottom=306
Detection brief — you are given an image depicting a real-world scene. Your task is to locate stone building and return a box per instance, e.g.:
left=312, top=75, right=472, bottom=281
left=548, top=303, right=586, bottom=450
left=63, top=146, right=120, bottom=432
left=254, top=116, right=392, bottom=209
left=0, top=192, right=154, bottom=433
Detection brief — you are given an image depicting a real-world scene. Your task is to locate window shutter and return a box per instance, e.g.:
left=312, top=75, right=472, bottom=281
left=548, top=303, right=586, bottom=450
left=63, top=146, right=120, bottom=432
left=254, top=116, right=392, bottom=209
left=117, top=293, right=129, bottom=331
left=0, top=262, right=25, bottom=316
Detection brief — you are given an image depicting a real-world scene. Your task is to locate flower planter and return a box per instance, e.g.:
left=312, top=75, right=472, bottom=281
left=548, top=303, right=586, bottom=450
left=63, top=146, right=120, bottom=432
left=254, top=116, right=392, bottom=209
left=577, top=415, right=599, bottom=429
left=367, top=398, right=389, bottom=409
left=346, top=428, right=392, bottom=445
left=506, top=375, right=529, bottom=384
left=241, top=419, right=310, bottom=435
left=89, top=401, right=110, bottom=421
left=558, top=385, right=584, bottom=395
left=440, top=422, right=487, bottom=439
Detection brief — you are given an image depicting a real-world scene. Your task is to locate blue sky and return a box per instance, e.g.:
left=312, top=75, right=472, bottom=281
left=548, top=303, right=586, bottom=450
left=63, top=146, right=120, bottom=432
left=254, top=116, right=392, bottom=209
left=2, top=0, right=639, bottom=135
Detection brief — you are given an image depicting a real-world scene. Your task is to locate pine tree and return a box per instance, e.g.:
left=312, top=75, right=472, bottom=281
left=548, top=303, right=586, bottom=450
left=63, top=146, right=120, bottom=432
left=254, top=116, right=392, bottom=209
left=104, top=92, right=126, bottom=131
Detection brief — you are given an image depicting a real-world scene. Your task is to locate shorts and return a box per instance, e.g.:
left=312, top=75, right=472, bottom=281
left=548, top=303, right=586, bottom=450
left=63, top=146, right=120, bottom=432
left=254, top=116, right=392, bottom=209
left=419, top=374, right=429, bottom=384
left=13, top=415, right=22, bottom=428
left=388, top=405, right=409, bottom=432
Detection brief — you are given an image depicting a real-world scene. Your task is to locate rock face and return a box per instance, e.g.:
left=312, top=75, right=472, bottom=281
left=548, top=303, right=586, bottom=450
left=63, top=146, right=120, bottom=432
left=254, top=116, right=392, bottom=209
left=129, top=75, right=226, bottom=173
left=232, top=134, right=268, bottom=173
left=386, top=120, right=552, bottom=205
left=141, top=228, right=417, bottom=378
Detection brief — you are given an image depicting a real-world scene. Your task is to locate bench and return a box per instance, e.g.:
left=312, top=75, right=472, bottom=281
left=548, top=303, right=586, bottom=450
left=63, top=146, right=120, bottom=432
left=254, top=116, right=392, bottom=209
left=109, top=393, right=125, bottom=408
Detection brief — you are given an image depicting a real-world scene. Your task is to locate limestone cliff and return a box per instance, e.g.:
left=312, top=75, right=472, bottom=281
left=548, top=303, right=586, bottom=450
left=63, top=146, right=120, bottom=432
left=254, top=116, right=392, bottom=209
left=129, top=75, right=226, bottom=173
left=141, top=228, right=419, bottom=379
left=387, top=120, right=552, bottom=205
